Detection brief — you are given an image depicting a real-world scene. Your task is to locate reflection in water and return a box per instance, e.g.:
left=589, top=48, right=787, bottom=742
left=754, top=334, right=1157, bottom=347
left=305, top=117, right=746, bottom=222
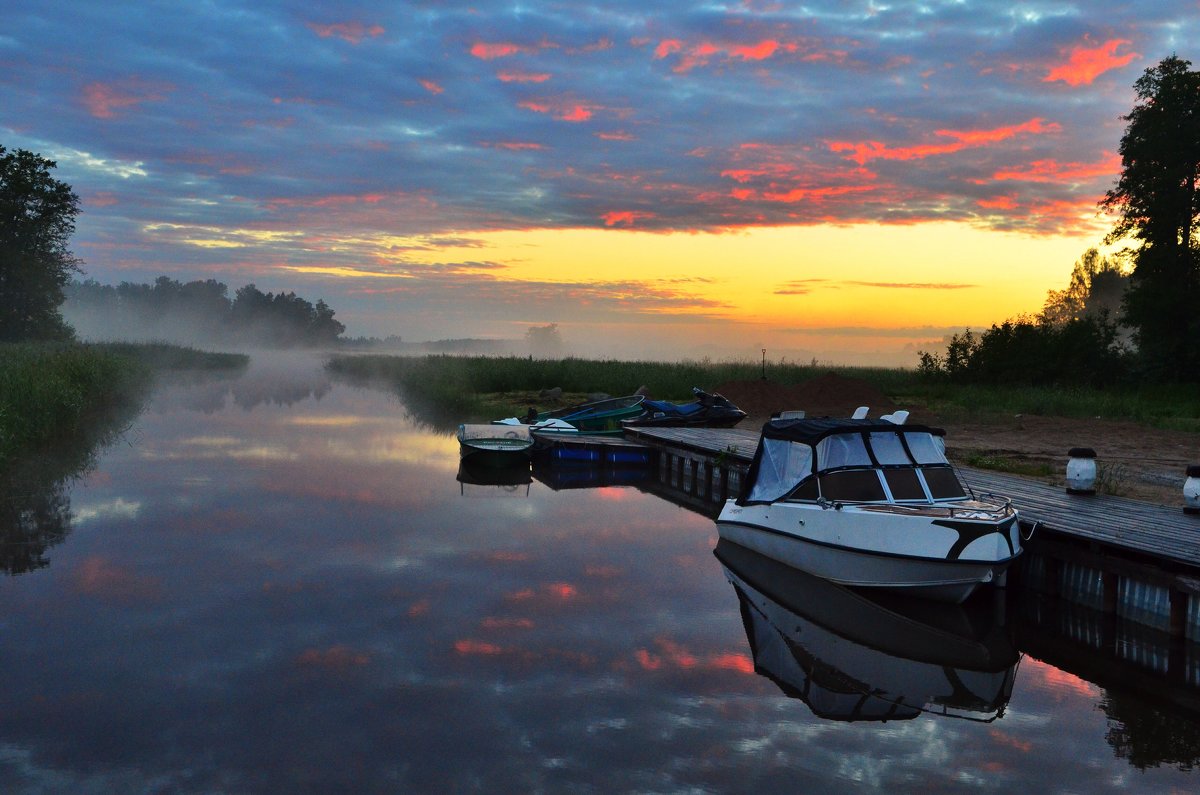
left=154, top=351, right=332, bottom=414
left=531, top=461, right=650, bottom=491
left=1011, top=589, right=1200, bottom=771
left=4, top=356, right=1200, bottom=792
left=1105, top=691, right=1200, bottom=772
left=457, top=460, right=532, bottom=497
left=0, top=386, right=147, bottom=575
left=716, top=539, right=1018, bottom=722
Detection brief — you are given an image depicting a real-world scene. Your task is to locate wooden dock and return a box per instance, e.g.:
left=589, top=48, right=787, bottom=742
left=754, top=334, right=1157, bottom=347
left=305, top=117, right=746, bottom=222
left=623, top=425, right=1200, bottom=639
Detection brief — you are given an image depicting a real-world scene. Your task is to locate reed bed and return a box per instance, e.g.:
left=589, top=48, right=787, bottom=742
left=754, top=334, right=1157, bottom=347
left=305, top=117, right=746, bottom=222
left=328, top=353, right=1200, bottom=430
left=0, top=342, right=246, bottom=465
left=0, top=343, right=148, bottom=463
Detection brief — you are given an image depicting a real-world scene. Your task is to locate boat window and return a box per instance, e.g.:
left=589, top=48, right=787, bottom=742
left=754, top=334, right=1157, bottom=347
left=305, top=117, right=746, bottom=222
left=747, top=439, right=814, bottom=502
left=788, top=477, right=820, bottom=501
left=816, top=433, right=871, bottom=472
left=904, top=432, right=949, bottom=465
left=921, top=466, right=966, bottom=498
left=883, top=469, right=927, bottom=501
left=869, top=432, right=911, bottom=465
left=820, top=469, right=887, bottom=502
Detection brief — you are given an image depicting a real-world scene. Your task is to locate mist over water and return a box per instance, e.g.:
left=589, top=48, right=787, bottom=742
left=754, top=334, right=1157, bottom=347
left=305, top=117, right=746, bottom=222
left=0, top=351, right=1196, bottom=792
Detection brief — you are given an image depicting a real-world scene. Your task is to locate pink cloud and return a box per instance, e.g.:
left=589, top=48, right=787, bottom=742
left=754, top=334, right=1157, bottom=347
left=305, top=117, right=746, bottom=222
left=596, top=131, right=635, bottom=141
left=654, top=37, right=808, bottom=73
left=81, top=79, right=172, bottom=119
left=481, top=141, right=546, bottom=150
left=977, top=195, right=1019, bottom=210
left=603, top=210, right=657, bottom=226
left=633, top=638, right=752, bottom=673
left=829, top=118, right=1061, bottom=165
left=497, top=70, right=551, bottom=83
left=454, top=639, right=505, bottom=655
left=296, top=644, right=371, bottom=670
left=470, top=41, right=533, bottom=59
left=1044, top=38, right=1139, bottom=86
left=991, top=153, right=1121, bottom=183
left=419, top=79, right=444, bottom=95
left=73, top=556, right=160, bottom=601
left=518, top=98, right=597, bottom=122
left=307, top=21, right=385, bottom=44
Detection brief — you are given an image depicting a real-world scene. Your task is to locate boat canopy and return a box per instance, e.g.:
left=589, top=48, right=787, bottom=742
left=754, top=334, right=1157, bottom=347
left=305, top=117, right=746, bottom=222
left=740, top=418, right=950, bottom=504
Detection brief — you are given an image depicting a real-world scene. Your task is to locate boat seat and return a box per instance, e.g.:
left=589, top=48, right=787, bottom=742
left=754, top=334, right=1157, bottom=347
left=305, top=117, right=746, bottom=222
left=880, top=410, right=910, bottom=425
left=851, top=406, right=869, bottom=419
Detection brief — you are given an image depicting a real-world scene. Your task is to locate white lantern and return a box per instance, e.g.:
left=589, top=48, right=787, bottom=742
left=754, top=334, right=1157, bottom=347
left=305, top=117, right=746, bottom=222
left=1065, top=447, right=1097, bottom=495
left=1185, top=465, right=1200, bottom=515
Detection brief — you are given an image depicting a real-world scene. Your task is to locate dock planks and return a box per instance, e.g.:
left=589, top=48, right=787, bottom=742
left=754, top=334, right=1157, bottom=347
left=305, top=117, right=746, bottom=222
left=624, top=426, right=1200, bottom=569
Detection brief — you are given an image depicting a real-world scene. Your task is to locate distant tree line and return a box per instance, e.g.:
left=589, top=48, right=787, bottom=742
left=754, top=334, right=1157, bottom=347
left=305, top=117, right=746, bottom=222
left=922, top=55, right=1200, bottom=385
left=64, top=277, right=346, bottom=348
left=919, top=249, right=1132, bottom=386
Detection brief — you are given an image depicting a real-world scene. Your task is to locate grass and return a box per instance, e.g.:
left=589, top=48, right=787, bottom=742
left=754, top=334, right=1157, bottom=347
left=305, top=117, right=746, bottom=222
left=963, top=452, right=1055, bottom=478
left=901, top=382, right=1200, bottom=428
left=0, top=341, right=248, bottom=466
left=327, top=353, right=916, bottom=420
left=327, top=352, right=1200, bottom=435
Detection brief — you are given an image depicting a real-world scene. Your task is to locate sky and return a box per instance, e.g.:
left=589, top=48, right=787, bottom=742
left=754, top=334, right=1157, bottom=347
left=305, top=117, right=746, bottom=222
left=2, top=1, right=1194, bottom=364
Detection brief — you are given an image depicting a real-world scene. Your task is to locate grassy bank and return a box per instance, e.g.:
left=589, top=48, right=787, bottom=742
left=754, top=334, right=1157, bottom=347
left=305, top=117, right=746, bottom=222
left=0, top=342, right=248, bottom=465
left=328, top=353, right=1200, bottom=430
left=328, top=354, right=907, bottom=420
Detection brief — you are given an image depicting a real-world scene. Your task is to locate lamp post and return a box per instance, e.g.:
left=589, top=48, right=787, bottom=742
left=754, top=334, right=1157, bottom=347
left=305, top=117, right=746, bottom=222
left=761, top=348, right=766, bottom=380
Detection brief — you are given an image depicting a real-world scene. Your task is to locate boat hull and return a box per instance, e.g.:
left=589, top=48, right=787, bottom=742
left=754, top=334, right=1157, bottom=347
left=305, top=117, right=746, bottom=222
left=458, top=441, right=533, bottom=467
left=716, top=499, right=1020, bottom=603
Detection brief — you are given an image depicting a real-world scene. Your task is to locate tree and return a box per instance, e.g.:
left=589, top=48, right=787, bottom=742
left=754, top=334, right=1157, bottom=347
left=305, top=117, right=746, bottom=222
left=0, top=146, right=81, bottom=341
left=525, top=323, right=564, bottom=358
left=1100, top=55, right=1200, bottom=381
left=1039, top=248, right=1129, bottom=326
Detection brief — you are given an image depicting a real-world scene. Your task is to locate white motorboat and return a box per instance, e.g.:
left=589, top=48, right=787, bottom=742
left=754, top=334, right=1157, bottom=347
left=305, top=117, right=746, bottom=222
left=716, top=415, right=1021, bottom=603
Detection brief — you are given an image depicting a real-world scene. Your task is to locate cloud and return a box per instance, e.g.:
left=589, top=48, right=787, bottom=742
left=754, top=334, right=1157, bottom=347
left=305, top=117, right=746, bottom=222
left=307, top=21, right=385, bottom=44
left=829, top=119, right=1061, bottom=165
left=1044, top=39, right=1139, bottom=86
left=80, top=79, right=173, bottom=119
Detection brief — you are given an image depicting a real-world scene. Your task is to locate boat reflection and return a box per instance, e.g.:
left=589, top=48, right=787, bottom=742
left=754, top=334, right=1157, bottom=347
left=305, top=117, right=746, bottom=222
left=457, top=460, right=532, bottom=497
left=716, top=539, right=1019, bottom=722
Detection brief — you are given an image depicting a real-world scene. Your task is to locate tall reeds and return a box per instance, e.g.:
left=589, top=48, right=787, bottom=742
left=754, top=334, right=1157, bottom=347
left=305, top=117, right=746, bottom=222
left=0, top=343, right=151, bottom=464
left=328, top=353, right=1200, bottom=430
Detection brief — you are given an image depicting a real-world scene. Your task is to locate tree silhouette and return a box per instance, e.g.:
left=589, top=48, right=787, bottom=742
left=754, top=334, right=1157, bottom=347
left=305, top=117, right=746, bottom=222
left=1101, top=55, right=1200, bottom=381
left=0, top=146, right=80, bottom=341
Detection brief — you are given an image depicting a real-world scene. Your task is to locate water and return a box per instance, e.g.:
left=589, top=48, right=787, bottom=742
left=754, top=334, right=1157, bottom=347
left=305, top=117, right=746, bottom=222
left=1, top=353, right=1197, bottom=793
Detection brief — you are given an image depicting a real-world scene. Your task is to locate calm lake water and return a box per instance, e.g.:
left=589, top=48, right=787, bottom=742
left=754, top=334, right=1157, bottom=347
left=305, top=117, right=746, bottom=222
left=2, top=353, right=1198, bottom=793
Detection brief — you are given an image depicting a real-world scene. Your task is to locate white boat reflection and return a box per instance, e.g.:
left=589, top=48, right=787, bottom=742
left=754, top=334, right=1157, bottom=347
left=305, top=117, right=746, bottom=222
left=716, top=539, right=1020, bottom=722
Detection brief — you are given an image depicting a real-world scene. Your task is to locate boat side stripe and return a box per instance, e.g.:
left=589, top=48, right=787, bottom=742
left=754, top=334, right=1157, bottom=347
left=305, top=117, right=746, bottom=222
left=717, top=519, right=1022, bottom=566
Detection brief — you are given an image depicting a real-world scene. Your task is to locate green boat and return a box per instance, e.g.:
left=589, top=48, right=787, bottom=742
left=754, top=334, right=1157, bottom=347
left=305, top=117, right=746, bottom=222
left=497, top=395, right=646, bottom=435
left=538, top=394, right=645, bottom=434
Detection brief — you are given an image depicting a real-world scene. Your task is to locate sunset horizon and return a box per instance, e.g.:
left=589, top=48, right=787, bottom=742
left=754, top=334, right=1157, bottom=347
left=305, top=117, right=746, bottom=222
left=3, top=1, right=1173, bottom=364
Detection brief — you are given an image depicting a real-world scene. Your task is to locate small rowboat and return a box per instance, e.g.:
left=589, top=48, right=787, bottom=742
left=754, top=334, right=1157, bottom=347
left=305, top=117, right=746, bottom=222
left=457, top=424, right=534, bottom=467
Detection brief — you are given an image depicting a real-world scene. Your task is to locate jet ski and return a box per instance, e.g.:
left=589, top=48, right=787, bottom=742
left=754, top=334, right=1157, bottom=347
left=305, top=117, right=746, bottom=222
left=622, top=387, right=747, bottom=428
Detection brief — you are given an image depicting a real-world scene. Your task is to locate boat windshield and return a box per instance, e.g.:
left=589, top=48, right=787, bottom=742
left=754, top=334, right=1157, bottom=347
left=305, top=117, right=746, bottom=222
left=746, top=439, right=813, bottom=502
left=742, top=429, right=955, bottom=504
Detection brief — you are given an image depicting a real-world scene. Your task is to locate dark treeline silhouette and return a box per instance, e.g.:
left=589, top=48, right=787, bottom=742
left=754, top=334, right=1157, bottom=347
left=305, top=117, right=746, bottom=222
left=65, top=277, right=346, bottom=348
left=920, top=249, right=1133, bottom=386
left=922, top=55, right=1200, bottom=386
